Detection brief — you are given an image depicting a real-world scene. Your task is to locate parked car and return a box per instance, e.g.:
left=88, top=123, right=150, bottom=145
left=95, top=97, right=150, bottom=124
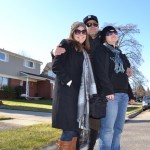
left=142, top=95, right=150, bottom=111
left=136, top=98, right=142, bottom=102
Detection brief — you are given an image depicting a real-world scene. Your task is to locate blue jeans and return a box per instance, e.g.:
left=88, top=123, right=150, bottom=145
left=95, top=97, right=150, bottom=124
left=60, top=130, right=78, bottom=141
left=99, top=93, right=129, bottom=150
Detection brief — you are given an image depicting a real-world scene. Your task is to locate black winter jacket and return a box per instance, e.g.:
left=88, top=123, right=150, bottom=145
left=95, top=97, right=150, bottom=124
left=52, top=39, right=84, bottom=130
left=93, top=44, right=129, bottom=96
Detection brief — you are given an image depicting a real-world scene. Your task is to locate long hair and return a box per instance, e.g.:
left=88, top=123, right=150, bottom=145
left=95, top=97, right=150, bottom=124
left=68, top=22, right=91, bottom=52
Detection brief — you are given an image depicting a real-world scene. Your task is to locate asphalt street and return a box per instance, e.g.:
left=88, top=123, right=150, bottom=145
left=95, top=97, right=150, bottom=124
left=80, top=110, right=150, bottom=150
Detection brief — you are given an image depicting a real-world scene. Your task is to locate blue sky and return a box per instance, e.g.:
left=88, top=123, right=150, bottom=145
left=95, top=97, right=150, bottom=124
left=0, top=0, right=150, bottom=88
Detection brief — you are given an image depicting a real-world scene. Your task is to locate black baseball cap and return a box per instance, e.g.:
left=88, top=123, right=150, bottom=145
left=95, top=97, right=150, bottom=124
left=83, top=15, right=98, bottom=24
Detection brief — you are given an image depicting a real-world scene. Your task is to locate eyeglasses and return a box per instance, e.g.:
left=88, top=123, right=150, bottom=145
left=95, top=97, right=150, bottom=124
left=86, top=23, right=98, bottom=27
left=74, top=29, right=87, bottom=35
left=106, top=30, right=118, bottom=36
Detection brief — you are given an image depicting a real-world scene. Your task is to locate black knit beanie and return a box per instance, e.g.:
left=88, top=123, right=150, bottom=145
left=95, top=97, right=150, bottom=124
left=101, top=26, right=117, bottom=43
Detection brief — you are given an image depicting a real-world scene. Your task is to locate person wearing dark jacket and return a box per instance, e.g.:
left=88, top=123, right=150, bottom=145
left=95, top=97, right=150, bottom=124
left=52, top=21, right=96, bottom=150
left=83, top=15, right=102, bottom=150
left=52, top=15, right=102, bottom=150
left=93, top=26, right=132, bottom=150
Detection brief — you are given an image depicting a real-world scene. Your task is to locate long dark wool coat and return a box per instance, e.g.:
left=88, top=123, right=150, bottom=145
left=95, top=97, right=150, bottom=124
left=52, top=40, right=84, bottom=130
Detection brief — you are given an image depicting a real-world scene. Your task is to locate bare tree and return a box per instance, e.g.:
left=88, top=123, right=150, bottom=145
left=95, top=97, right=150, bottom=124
left=134, top=84, right=146, bottom=98
left=102, top=23, right=147, bottom=88
left=146, top=87, right=150, bottom=95
left=116, top=24, right=146, bottom=87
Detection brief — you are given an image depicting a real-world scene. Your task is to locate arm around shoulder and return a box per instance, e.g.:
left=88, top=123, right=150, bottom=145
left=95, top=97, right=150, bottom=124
left=52, top=39, right=71, bottom=85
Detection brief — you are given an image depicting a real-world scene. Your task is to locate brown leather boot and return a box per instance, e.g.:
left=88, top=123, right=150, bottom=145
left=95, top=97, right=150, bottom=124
left=72, top=137, right=77, bottom=150
left=57, top=137, right=77, bottom=150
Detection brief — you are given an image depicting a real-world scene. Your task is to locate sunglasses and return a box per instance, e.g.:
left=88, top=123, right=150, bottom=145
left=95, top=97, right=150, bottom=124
left=74, top=29, right=87, bottom=35
left=106, top=30, right=118, bottom=36
left=86, top=23, right=98, bottom=27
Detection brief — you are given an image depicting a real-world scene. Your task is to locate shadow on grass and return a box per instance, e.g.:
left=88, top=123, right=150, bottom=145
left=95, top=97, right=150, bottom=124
left=0, top=117, right=13, bottom=120
left=3, top=99, right=52, bottom=105
left=0, top=104, right=52, bottom=113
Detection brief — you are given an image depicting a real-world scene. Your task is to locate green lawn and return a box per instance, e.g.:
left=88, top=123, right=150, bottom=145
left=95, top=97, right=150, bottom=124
left=126, top=106, right=142, bottom=115
left=0, top=99, right=52, bottom=112
left=0, top=99, right=57, bottom=150
left=0, top=123, right=61, bottom=150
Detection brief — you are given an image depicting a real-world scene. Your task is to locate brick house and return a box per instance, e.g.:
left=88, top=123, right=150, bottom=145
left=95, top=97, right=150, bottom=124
left=0, top=48, right=54, bottom=99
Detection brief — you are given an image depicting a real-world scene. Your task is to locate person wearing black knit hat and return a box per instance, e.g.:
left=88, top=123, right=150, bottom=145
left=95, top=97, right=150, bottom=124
left=100, top=26, right=117, bottom=44
left=93, top=25, right=135, bottom=150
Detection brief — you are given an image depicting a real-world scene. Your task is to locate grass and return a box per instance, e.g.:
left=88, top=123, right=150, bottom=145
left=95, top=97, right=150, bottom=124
left=0, top=116, right=12, bottom=120
left=0, top=123, right=61, bottom=150
left=126, top=106, right=142, bottom=115
left=0, top=99, right=52, bottom=112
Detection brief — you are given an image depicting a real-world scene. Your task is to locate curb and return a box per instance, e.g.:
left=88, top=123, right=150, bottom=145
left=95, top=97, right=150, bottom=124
left=125, top=109, right=143, bottom=122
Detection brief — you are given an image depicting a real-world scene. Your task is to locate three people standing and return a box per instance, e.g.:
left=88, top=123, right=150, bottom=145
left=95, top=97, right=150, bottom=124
left=52, top=15, right=135, bottom=150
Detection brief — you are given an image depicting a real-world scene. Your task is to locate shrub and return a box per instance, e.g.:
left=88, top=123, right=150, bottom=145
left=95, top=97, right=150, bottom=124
left=1, top=86, right=15, bottom=98
left=15, top=86, right=25, bottom=98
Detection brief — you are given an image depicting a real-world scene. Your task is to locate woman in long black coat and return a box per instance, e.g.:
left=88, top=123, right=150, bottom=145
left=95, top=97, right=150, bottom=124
left=52, top=21, right=91, bottom=150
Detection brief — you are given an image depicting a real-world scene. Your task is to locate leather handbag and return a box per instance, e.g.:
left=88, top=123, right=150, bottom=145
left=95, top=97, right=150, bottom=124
left=89, top=94, right=108, bottom=119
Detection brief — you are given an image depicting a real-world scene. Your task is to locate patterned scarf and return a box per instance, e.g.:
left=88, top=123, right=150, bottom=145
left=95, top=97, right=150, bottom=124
left=77, top=50, right=97, bottom=130
left=104, top=43, right=125, bottom=73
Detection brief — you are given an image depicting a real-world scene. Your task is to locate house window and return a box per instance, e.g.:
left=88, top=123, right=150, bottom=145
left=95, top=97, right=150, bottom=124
left=48, top=70, right=56, bottom=78
left=0, top=52, right=9, bottom=62
left=24, top=60, right=35, bottom=69
left=0, top=76, right=8, bottom=89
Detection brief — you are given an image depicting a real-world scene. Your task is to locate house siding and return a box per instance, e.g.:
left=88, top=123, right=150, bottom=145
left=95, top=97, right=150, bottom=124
left=0, top=49, right=54, bottom=100
left=0, top=54, right=41, bottom=76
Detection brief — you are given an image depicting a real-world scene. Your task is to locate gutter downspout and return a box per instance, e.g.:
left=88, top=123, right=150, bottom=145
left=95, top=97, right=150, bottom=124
left=20, top=72, right=30, bottom=99
left=26, top=76, right=29, bottom=99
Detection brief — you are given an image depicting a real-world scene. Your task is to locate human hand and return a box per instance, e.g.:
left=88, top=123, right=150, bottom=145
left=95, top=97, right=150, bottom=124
left=53, top=44, right=66, bottom=56
left=128, top=99, right=135, bottom=105
left=106, top=94, right=114, bottom=101
left=126, top=67, right=132, bottom=77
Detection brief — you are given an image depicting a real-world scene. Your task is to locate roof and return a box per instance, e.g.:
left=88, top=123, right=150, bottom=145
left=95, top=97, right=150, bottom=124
left=20, top=71, right=55, bottom=81
left=41, top=62, right=52, bottom=75
left=0, top=48, right=42, bottom=64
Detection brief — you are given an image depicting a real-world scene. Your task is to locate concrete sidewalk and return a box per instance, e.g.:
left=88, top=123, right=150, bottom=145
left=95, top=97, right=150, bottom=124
left=0, top=109, right=52, bottom=130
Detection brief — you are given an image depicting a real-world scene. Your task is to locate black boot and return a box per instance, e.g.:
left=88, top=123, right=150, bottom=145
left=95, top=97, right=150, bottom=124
left=87, top=128, right=98, bottom=150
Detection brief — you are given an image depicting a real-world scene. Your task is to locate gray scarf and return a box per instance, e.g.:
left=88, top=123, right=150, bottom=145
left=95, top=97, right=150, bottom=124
left=77, top=50, right=97, bottom=130
left=104, top=43, right=125, bottom=73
